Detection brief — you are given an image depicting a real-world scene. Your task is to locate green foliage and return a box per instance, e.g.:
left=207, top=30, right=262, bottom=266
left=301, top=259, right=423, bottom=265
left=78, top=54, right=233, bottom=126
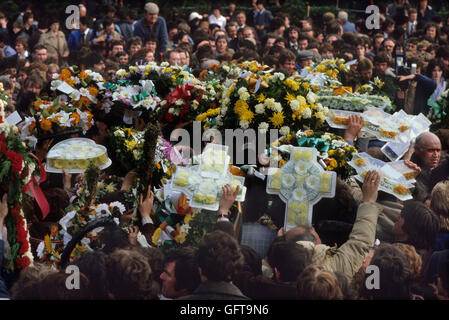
left=184, top=210, right=219, bottom=248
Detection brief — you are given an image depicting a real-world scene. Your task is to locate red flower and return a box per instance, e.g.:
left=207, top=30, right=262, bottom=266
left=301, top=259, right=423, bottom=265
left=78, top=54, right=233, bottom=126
left=165, top=113, right=175, bottom=122
left=0, top=139, right=6, bottom=153
left=16, top=256, right=31, bottom=269
left=19, top=240, right=30, bottom=255
left=5, top=150, right=23, bottom=174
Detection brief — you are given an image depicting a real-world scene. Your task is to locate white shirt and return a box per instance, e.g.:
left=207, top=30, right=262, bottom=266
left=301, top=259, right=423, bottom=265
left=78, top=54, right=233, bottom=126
left=209, top=14, right=227, bottom=30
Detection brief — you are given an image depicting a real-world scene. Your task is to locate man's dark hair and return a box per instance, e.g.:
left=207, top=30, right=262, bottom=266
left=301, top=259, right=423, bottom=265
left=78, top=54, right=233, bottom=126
left=266, top=239, right=312, bottom=282
left=197, top=230, right=244, bottom=282
left=278, top=49, right=296, bottom=66
left=144, top=33, right=158, bottom=44
left=102, top=16, right=114, bottom=28
left=401, top=200, right=440, bottom=250
left=33, top=44, right=47, bottom=53
left=360, top=243, right=411, bottom=300
left=164, top=247, right=201, bottom=294
left=196, top=44, right=214, bottom=61
left=72, top=251, right=109, bottom=299
left=327, top=20, right=342, bottom=35
left=374, top=51, right=391, bottom=65
left=270, top=17, right=284, bottom=32
left=239, top=245, right=262, bottom=276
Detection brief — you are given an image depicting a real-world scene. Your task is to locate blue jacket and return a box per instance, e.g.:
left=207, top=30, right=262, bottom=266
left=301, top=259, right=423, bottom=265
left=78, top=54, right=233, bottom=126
left=67, top=30, right=83, bottom=52
left=133, top=16, right=168, bottom=54
left=0, top=239, right=10, bottom=299
left=253, top=9, right=273, bottom=39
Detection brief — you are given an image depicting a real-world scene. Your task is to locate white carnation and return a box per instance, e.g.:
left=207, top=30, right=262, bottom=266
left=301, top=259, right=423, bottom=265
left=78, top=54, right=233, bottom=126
left=240, top=91, right=250, bottom=101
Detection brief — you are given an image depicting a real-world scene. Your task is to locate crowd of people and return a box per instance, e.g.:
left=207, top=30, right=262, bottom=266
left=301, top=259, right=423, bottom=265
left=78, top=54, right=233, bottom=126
left=0, top=0, right=449, bottom=300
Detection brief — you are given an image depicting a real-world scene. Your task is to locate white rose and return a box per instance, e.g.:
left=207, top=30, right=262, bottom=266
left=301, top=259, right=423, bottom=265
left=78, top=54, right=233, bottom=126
left=274, top=72, right=285, bottom=81
left=168, top=108, right=175, bottom=114
left=302, top=108, right=312, bottom=119
left=175, top=99, right=185, bottom=106
left=290, top=100, right=300, bottom=111
left=280, top=126, right=290, bottom=136
left=255, top=103, right=265, bottom=114
left=192, top=100, right=199, bottom=110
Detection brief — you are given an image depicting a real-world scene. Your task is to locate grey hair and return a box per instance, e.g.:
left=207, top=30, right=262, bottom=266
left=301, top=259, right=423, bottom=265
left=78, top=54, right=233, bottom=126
left=338, top=11, right=348, bottom=22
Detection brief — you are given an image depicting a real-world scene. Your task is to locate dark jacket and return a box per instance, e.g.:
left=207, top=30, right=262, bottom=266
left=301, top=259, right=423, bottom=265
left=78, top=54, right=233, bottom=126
left=133, top=16, right=168, bottom=55
left=177, top=281, right=250, bottom=300
left=0, top=239, right=10, bottom=299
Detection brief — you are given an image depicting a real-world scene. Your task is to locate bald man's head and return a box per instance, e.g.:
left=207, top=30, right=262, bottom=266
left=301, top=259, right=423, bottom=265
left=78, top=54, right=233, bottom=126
left=415, top=132, right=441, bottom=169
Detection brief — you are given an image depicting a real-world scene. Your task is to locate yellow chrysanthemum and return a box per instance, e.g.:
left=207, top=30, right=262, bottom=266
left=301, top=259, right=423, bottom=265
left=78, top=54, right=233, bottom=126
left=234, top=99, right=249, bottom=115
left=269, top=112, right=285, bottom=128
left=239, top=109, right=255, bottom=122
left=257, top=93, right=266, bottom=103
left=284, top=92, right=296, bottom=103
left=184, top=213, right=193, bottom=224
left=329, top=159, right=338, bottom=168
left=125, top=140, right=137, bottom=151
left=279, top=159, right=286, bottom=168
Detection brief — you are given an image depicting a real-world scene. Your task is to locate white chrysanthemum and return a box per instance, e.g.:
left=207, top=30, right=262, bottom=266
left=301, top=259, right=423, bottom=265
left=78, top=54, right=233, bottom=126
left=306, top=92, right=317, bottom=104
left=114, top=129, right=125, bottom=137
left=273, top=102, right=283, bottom=113
left=302, top=108, right=312, bottom=119
left=168, top=108, right=175, bottom=114
left=264, top=98, right=276, bottom=109
left=258, top=122, right=269, bottom=133
left=274, top=72, right=285, bottom=81
left=237, top=87, right=248, bottom=95
left=175, top=99, right=185, bottom=106
left=290, top=100, right=300, bottom=111
left=240, top=120, right=249, bottom=129
left=240, top=91, right=250, bottom=101
left=280, top=126, right=290, bottom=136
left=222, top=65, right=230, bottom=72
left=192, top=100, right=199, bottom=110
left=255, top=103, right=265, bottom=114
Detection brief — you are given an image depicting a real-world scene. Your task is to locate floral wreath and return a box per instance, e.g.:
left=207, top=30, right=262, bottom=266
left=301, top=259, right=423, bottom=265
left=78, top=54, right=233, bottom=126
left=0, top=83, right=37, bottom=272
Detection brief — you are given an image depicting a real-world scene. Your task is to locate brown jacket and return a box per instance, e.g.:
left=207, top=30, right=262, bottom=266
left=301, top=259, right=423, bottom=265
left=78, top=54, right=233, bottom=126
left=297, top=202, right=380, bottom=278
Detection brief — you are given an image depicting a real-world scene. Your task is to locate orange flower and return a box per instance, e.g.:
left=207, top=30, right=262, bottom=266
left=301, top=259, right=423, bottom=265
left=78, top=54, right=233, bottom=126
left=50, top=225, right=59, bottom=237
left=69, top=112, right=80, bottom=125
left=28, top=121, right=36, bottom=133
left=58, top=68, right=72, bottom=81
left=78, top=96, right=91, bottom=108
left=88, top=86, right=99, bottom=97
left=33, top=100, right=43, bottom=110
left=85, top=110, right=93, bottom=121
left=51, top=116, right=61, bottom=123
left=78, top=69, right=88, bottom=80
left=40, top=118, right=52, bottom=131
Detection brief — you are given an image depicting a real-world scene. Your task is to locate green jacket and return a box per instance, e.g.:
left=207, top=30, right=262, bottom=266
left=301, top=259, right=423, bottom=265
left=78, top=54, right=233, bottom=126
left=297, top=202, right=380, bottom=278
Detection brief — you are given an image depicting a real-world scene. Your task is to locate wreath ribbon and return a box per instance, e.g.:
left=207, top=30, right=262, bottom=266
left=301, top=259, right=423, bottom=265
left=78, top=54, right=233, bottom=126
left=25, top=153, right=50, bottom=219
left=297, top=137, right=330, bottom=153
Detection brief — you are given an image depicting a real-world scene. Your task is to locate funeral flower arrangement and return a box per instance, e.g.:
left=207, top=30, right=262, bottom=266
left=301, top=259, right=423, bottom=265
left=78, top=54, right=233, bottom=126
left=0, top=83, right=37, bottom=272
left=428, top=88, right=449, bottom=130
left=18, top=97, right=94, bottom=148
left=270, top=130, right=358, bottom=180
left=110, top=126, right=184, bottom=176
left=197, top=62, right=328, bottom=135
